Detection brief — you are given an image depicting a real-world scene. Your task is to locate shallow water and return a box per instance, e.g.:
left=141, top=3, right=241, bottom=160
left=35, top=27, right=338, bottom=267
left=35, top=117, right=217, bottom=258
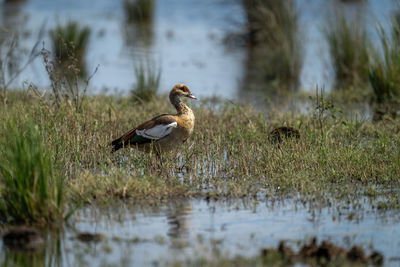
left=0, top=0, right=395, bottom=102
left=1, top=199, right=399, bottom=266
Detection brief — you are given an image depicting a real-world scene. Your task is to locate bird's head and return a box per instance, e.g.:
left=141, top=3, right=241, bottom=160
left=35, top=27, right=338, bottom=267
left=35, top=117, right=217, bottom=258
left=170, top=83, right=197, bottom=101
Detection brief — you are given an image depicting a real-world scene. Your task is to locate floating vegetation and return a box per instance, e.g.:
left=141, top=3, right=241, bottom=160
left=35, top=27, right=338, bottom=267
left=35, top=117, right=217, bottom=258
left=242, top=0, right=302, bottom=91
left=325, top=15, right=370, bottom=90
left=0, top=119, right=67, bottom=225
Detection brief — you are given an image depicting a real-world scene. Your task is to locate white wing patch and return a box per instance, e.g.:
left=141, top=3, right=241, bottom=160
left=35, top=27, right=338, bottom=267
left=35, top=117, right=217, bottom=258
left=136, top=122, right=178, bottom=140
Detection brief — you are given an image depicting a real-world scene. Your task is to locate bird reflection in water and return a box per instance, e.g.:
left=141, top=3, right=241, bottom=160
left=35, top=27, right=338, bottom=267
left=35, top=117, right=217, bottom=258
left=166, top=200, right=193, bottom=248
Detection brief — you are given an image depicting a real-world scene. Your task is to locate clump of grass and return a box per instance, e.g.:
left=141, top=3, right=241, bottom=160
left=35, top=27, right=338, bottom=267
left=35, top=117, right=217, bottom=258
left=50, top=22, right=90, bottom=63
left=325, top=15, right=370, bottom=90
left=369, top=13, right=400, bottom=105
left=242, top=0, right=302, bottom=90
left=124, top=0, right=155, bottom=24
left=0, top=118, right=66, bottom=225
left=50, top=22, right=90, bottom=78
left=130, top=61, right=161, bottom=103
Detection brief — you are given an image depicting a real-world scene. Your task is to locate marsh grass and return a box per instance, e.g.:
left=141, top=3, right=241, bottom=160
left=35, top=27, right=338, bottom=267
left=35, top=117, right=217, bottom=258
left=369, top=13, right=400, bottom=105
left=325, top=15, right=370, bottom=90
left=0, top=118, right=66, bottom=225
left=124, top=0, right=155, bottom=24
left=243, top=0, right=302, bottom=91
left=1, top=90, right=399, bottom=210
left=130, top=61, right=161, bottom=103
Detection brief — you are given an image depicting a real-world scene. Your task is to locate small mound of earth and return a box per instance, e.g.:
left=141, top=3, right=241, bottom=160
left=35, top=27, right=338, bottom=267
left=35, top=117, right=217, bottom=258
left=76, top=232, right=105, bottom=242
left=261, top=238, right=384, bottom=265
left=270, top=126, right=300, bottom=144
left=3, top=226, right=44, bottom=252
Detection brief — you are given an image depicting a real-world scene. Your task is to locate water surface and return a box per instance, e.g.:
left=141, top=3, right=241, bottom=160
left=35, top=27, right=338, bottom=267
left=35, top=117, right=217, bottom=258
left=1, top=199, right=399, bottom=266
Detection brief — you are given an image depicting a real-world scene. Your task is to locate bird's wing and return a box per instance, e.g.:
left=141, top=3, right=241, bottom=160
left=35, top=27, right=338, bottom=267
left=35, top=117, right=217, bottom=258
left=136, top=122, right=178, bottom=139
left=111, top=115, right=177, bottom=151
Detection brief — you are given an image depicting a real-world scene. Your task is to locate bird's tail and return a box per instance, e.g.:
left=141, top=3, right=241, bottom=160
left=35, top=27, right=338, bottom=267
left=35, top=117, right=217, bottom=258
left=111, top=137, right=124, bottom=152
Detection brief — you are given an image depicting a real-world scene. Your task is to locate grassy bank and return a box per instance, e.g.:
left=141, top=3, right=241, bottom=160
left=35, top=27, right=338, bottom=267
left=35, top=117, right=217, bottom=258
left=0, top=91, right=399, bottom=213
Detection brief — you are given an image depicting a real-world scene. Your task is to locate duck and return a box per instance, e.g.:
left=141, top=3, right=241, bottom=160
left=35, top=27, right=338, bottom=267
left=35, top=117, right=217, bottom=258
left=111, top=83, right=197, bottom=152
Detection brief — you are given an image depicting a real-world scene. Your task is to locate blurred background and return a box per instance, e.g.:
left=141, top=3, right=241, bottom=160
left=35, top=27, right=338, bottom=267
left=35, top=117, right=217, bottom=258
left=0, top=0, right=398, bottom=116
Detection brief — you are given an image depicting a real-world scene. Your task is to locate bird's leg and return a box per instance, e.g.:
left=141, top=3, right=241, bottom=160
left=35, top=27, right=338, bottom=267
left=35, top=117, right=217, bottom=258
left=154, top=148, right=164, bottom=174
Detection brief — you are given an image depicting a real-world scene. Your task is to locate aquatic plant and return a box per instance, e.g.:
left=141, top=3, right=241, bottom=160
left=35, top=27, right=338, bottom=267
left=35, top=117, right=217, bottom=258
left=242, top=0, right=302, bottom=91
left=324, top=15, right=370, bottom=90
left=124, top=0, right=155, bottom=24
left=369, top=12, right=400, bottom=105
left=0, top=119, right=66, bottom=225
left=130, top=61, right=161, bottom=103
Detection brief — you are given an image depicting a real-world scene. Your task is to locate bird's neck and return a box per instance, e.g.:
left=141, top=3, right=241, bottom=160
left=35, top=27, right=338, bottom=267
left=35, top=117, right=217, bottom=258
left=172, top=95, right=192, bottom=116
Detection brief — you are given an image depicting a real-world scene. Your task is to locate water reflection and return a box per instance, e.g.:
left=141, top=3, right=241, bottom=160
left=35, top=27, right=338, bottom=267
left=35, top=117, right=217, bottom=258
left=166, top=200, right=192, bottom=242
left=0, top=199, right=399, bottom=266
left=1, top=229, right=63, bottom=267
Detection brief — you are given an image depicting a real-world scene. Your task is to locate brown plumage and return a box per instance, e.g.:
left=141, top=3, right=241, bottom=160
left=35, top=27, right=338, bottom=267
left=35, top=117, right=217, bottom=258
left=111, top=84, right=196, bottom=152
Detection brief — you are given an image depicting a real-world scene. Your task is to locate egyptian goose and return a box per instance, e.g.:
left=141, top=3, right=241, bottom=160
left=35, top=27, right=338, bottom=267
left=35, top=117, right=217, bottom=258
left=111, top=84, right=197, bottom=152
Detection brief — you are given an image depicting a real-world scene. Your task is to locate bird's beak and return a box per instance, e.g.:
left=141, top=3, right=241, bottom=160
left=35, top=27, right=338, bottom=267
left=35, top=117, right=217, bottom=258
left=187, top=94, right=197, bottom=100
